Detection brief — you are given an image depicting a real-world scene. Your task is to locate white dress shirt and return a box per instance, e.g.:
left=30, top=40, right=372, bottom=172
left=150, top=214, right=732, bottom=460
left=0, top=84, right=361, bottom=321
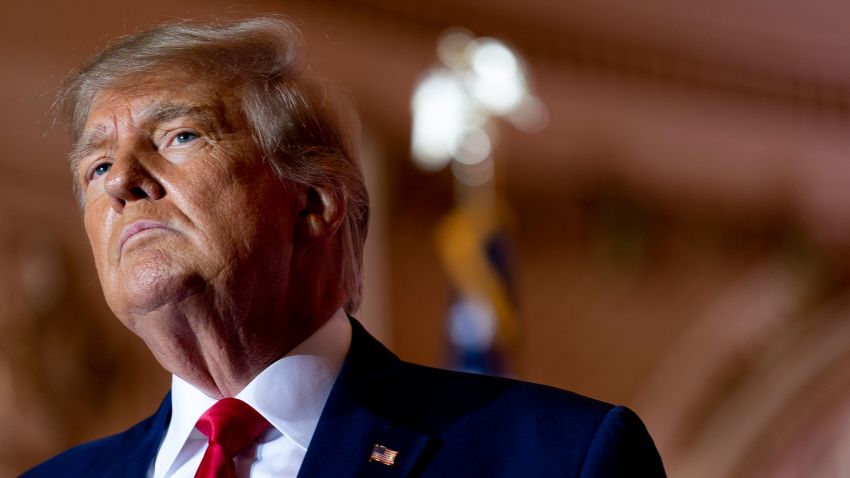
left=148, top=309, right=352, bottom=478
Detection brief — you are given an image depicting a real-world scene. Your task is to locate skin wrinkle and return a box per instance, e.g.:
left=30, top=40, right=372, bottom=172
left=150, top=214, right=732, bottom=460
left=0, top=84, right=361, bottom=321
left=75, top=103, right=224, bottom=185
left=82, top=71, right=347, bottom=398
left=73, top=104, right=218, bottom=164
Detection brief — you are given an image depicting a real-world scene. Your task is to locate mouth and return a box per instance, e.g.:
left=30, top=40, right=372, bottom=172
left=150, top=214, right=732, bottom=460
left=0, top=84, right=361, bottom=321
left=119, top=220, right=170, bottom=253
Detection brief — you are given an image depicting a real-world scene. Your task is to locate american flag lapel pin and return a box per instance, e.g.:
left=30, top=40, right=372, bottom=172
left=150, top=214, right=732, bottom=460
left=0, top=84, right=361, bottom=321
left=369, top=443, right=399, bottom=466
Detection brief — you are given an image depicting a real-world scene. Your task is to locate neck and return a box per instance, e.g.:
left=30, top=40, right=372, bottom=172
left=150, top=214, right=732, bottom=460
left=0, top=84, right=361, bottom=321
left=132, top=289, right=338, bottom=399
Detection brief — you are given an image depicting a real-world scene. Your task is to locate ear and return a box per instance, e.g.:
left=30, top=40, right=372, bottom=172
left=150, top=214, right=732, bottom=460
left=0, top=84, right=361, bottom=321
left=297, top=184, right=347, bottom=240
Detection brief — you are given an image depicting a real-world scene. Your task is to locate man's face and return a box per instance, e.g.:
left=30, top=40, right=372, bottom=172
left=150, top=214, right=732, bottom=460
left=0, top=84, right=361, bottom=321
left=76, top=73, right=300, bottom=331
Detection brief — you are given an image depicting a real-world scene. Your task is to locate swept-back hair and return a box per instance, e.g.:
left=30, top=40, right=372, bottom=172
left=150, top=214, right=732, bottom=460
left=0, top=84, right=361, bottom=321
left=57, top=17, right=369, bottom=313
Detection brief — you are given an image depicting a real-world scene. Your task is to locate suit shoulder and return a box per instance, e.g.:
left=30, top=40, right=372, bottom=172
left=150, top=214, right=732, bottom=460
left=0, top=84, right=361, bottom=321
left=21, top=400, right=169, bottom=478
left=379, top=362, right=665, bottom=475
left=338, top=323, right=666, bottom=475
left=579, top=405, right=667, bottom=476
left=389, top=361, right=615, bottom=431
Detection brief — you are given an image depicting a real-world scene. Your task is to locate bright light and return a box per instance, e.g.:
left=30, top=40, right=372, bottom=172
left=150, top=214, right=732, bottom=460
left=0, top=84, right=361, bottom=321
left=467, top=39, right=527, bottom=114
left=410, top=29, right=545, bottom=179
left=411, top=70, right=470, bottom=169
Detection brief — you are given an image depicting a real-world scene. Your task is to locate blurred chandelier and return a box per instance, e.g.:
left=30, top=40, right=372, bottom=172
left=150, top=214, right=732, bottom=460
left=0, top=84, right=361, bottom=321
left=411, top=28, right=546, bottom=184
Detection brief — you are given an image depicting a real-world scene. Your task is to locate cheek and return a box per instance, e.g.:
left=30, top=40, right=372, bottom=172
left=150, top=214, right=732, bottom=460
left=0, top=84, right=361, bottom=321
left=83, top=205, right=116, bottom=268
left=195, top=153, right=281, bottom=225
left=180, top=150, right=247, bottom=208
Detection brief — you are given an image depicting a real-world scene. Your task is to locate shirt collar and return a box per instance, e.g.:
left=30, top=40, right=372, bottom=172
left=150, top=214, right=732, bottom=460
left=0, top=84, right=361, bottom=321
left=153, top=309, right=351, bottom=477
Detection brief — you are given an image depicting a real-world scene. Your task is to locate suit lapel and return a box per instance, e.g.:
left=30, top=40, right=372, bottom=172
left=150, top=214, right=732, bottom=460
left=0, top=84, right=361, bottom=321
left=298, top=319, right=435, bottom=478
left=357, top=427, right=432, bottom=478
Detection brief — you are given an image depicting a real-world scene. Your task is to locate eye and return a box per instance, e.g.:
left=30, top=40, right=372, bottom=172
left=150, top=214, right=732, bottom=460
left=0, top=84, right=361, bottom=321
left=172, top=131, right=200, bottom=145
left=88, top=162, right=112, bottom=180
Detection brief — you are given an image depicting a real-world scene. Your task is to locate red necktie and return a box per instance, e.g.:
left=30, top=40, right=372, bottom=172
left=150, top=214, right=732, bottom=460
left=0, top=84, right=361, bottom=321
left=194, top=398, right=270, bottom=478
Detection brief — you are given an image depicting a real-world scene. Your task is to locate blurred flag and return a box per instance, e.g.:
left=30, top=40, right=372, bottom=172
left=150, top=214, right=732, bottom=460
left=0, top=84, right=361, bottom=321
left=436, top=195, right=517, bottom=375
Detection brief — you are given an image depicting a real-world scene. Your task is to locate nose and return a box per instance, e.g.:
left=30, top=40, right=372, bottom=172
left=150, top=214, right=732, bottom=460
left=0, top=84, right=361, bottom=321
left=104, top=139, right=165, bottom=213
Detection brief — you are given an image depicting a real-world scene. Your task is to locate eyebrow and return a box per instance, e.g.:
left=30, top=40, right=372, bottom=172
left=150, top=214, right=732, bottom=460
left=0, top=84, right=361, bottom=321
left=69, top=102, right=219, bottom=174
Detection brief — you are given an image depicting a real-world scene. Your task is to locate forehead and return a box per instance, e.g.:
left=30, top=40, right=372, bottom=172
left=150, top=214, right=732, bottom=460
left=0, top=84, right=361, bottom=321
left=84, top=73, right=240, bottom=129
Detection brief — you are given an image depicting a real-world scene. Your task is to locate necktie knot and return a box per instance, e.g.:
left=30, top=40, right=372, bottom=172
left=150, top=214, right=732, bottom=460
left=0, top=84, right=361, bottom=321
left=195, top=398, right=270, bottom=477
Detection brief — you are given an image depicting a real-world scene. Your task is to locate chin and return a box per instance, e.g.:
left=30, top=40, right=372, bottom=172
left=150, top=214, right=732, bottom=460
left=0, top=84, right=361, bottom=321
left=109, top=260, right=207, bottom=321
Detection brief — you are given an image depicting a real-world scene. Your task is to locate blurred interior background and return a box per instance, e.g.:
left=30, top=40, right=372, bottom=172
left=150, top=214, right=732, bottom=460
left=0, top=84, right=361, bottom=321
left=4, top=1, right=850, bottom=476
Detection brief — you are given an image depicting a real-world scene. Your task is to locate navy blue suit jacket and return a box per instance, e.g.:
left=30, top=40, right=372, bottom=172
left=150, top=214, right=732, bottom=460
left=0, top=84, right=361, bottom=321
left=23, top=319, right=665, bottom=477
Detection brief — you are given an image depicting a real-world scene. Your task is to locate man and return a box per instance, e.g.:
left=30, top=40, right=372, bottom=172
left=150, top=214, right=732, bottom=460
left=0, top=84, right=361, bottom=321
left=24, top=17, right=665, bottom=477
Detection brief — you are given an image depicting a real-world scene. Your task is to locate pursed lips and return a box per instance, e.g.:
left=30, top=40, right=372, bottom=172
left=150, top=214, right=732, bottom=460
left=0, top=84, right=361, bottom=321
left=118, top=220, right=171, bottom=254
